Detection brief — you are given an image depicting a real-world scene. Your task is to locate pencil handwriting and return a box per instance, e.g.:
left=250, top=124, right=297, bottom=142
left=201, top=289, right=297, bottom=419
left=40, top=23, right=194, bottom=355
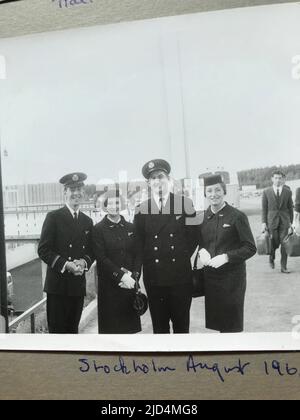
left=52, top=0, right=94, bottom=9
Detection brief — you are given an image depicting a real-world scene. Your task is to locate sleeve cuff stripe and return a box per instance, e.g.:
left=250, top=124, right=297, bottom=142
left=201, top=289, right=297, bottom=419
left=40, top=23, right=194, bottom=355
left=84, top=255, right=92, bottom=265
left=51, top=255, right=60, bottom=269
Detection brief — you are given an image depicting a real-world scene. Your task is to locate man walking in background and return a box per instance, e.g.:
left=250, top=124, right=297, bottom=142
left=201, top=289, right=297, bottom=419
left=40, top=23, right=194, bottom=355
left=38, top=173, right=94, bottom=333
left=262, top=170, right=294, bottom=274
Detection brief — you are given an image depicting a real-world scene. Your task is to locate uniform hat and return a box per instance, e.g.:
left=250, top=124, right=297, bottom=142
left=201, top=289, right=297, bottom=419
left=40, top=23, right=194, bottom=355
left=204, top=174, right=223, bottom=187
left=59, top=172, right=87, bottom=188
left=142, top=159, right=171, bottom=180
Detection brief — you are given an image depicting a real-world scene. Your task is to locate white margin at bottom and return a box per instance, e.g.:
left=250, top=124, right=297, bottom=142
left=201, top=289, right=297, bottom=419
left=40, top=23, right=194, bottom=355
left=0, top=332, right=299, bottom=352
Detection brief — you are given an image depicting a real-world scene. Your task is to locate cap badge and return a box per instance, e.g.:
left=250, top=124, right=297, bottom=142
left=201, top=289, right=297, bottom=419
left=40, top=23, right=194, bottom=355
left=149, top=162, right=155, bottom=169
left=72, top=174, right=79, bottom=182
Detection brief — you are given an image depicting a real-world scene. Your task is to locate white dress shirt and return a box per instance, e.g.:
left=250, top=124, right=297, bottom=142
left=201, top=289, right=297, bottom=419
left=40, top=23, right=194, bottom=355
left=153, top=193, right=170, bottom=212
left=273, top=186, right=283, bottom=196
left=61, top=203, right=86, bottom=273
left=66, top=203, right=80, bottom=219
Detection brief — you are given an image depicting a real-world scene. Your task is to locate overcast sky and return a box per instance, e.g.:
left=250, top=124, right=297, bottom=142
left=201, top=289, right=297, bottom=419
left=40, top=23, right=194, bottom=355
left=0, top=2, right=300, bottom=186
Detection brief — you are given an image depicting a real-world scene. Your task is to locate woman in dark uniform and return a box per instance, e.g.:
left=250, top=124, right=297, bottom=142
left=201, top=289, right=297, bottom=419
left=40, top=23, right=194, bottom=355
left=198, top=175, right=256, bottom=333
left=92, top=191, right=142, bottom=334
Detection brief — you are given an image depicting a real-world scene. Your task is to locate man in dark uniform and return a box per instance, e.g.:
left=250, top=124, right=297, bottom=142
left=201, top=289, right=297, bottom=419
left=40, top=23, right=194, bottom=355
left=134, top=159, right=198, bottom=334
left=38, top=173, right=94, bottom=334
left=262, top=170, right=294, bottom=273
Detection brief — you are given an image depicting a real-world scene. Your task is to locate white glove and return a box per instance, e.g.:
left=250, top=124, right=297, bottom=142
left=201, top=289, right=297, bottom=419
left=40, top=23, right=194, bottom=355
left=198, top=248, right=211, bottom=266
left=119, top=273, right=136, bottom=290
left=207, top=254, right=229, bottom=269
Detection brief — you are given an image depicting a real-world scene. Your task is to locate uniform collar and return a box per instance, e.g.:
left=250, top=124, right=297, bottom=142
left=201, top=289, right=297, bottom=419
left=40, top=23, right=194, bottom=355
left=152, top=192, right=170, bottom=209
left=105, top=215, right=126, bottom=228
left=65, top=203, right=80, bottom=218
left=206, top=202, right=228, bottom=219
left=273, top=185, right=283, bottom=195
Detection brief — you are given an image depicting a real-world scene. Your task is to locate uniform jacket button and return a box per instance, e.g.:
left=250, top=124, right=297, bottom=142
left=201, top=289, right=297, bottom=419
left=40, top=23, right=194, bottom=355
left=172, top=258, right=176, bottom=262
left=68, top=257, right=72, bottom=261
left=171, top=246, right=175, bottom=250
left=155, top=259, right=160, bottom=263
left=69, top=244, right=72, bottom=248
left=154, top=235, right=158, bottom=239
left=170, top=234, right=174, bottom=238
left=83, top=246, right=85, bottom=249
left=154, top=247, right=158, bottom=251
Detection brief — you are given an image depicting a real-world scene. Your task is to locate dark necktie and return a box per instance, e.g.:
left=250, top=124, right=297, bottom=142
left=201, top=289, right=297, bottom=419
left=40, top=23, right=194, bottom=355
left=276, top=189, right=281, bottom=208
left=159, top=197, right=163, bottom=214
left=74, top=212, right=78, bottom=223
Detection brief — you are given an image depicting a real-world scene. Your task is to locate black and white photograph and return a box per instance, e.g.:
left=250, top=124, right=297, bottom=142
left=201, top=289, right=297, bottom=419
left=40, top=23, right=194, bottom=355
left=0, top=1, right=300, bottom=351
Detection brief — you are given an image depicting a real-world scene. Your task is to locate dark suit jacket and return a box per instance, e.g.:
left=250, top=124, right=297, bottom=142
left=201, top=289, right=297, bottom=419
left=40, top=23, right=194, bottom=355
left=134, top=193, right=199, bottom=288
left=295, top=188, right=300, bottom=213
left=262, top=186, right=294, bottom=230
left=38, top=206, right=94, bottom=297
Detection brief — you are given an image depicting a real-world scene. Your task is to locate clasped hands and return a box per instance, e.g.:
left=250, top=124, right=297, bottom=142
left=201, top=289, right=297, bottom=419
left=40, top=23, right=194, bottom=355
left=197, top=248, right=229, bottom=269
left=66, top=259, right=87, bottom=276
left=119, top=273, right=136, bottom=290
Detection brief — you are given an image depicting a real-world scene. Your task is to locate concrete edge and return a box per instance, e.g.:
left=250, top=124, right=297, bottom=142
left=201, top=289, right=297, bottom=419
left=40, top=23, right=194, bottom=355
left=79, top=298, right=97, bottom=333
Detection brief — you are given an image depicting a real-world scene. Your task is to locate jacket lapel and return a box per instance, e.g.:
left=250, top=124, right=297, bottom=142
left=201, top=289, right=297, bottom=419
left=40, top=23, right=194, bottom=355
left=270, top=187, right=281, bottom=209
left=61, top=206, right=76, bottom=227
left=148, top=193, right=175, bottom=235
left=279, top=187, right=288, bottom=209
left=61, top=206, right=82, bottom=241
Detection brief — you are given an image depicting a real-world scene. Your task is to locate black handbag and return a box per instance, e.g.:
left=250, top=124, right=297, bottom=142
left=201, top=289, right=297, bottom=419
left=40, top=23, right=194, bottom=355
left=192, top=249, right=205, bottom=298
left=121, top=268, right=149, bottom=316
left=132, top=273, right=149, bottom=316
left=283, top=232, right=300, bottom=257
left=256, top=231, right=272, bottom=256
left=133, top=290, right=149, bottom=316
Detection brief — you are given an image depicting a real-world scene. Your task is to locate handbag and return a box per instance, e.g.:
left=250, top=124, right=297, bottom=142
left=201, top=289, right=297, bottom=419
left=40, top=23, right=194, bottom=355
left=192, top=249, right=205, bottom=298
left=256, top=231, right=272, bottom=256
left=121, top=268, right=149, bottom=316
left=283, top=231, right=300, bottom=257
left=132, top=274, right=149, bottom=316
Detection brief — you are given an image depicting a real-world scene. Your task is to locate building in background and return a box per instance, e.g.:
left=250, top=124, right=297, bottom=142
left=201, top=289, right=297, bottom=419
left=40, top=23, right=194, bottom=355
left=3, top=183, right=64, bottom=208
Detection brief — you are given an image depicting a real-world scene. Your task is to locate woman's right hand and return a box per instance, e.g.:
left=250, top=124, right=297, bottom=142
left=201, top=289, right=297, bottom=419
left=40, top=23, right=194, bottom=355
left=198, top=248, right=211, bottom=266
left=119, top=273, right=136, bottom=290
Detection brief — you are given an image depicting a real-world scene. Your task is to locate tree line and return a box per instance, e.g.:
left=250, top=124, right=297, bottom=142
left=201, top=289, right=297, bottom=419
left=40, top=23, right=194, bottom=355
left=238, top=164, right=300, bottom=189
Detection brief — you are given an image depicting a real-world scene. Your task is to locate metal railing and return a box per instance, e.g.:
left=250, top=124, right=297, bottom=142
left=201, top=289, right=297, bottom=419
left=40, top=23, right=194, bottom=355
left=8, top=297, right=47, bottom=333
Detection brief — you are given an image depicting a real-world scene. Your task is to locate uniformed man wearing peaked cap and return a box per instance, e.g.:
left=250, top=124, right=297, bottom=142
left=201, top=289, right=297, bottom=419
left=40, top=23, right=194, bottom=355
left=142, top=159, right=171, bottom=180
left=38, top=172, right=94, bottom=334
left=134, top=159, right=199, bottom=334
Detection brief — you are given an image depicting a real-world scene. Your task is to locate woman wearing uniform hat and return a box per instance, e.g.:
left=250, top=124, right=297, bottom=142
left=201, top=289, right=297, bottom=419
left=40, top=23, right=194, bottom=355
left=92, top=190, right=142, bottom=334
left=198, top=175, right=256, bottom=333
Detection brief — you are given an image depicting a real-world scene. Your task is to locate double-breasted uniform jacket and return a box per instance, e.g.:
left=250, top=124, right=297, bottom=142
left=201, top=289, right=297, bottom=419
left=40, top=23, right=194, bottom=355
left=262, top=186, right=294, bottom=230
left=38, top=206, right=94, bottom=297
left=134, top=193, right=199, bottom=289
left=199, top=203, right=256, bottom=333
left=92, top=215, right=142, bottom=334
